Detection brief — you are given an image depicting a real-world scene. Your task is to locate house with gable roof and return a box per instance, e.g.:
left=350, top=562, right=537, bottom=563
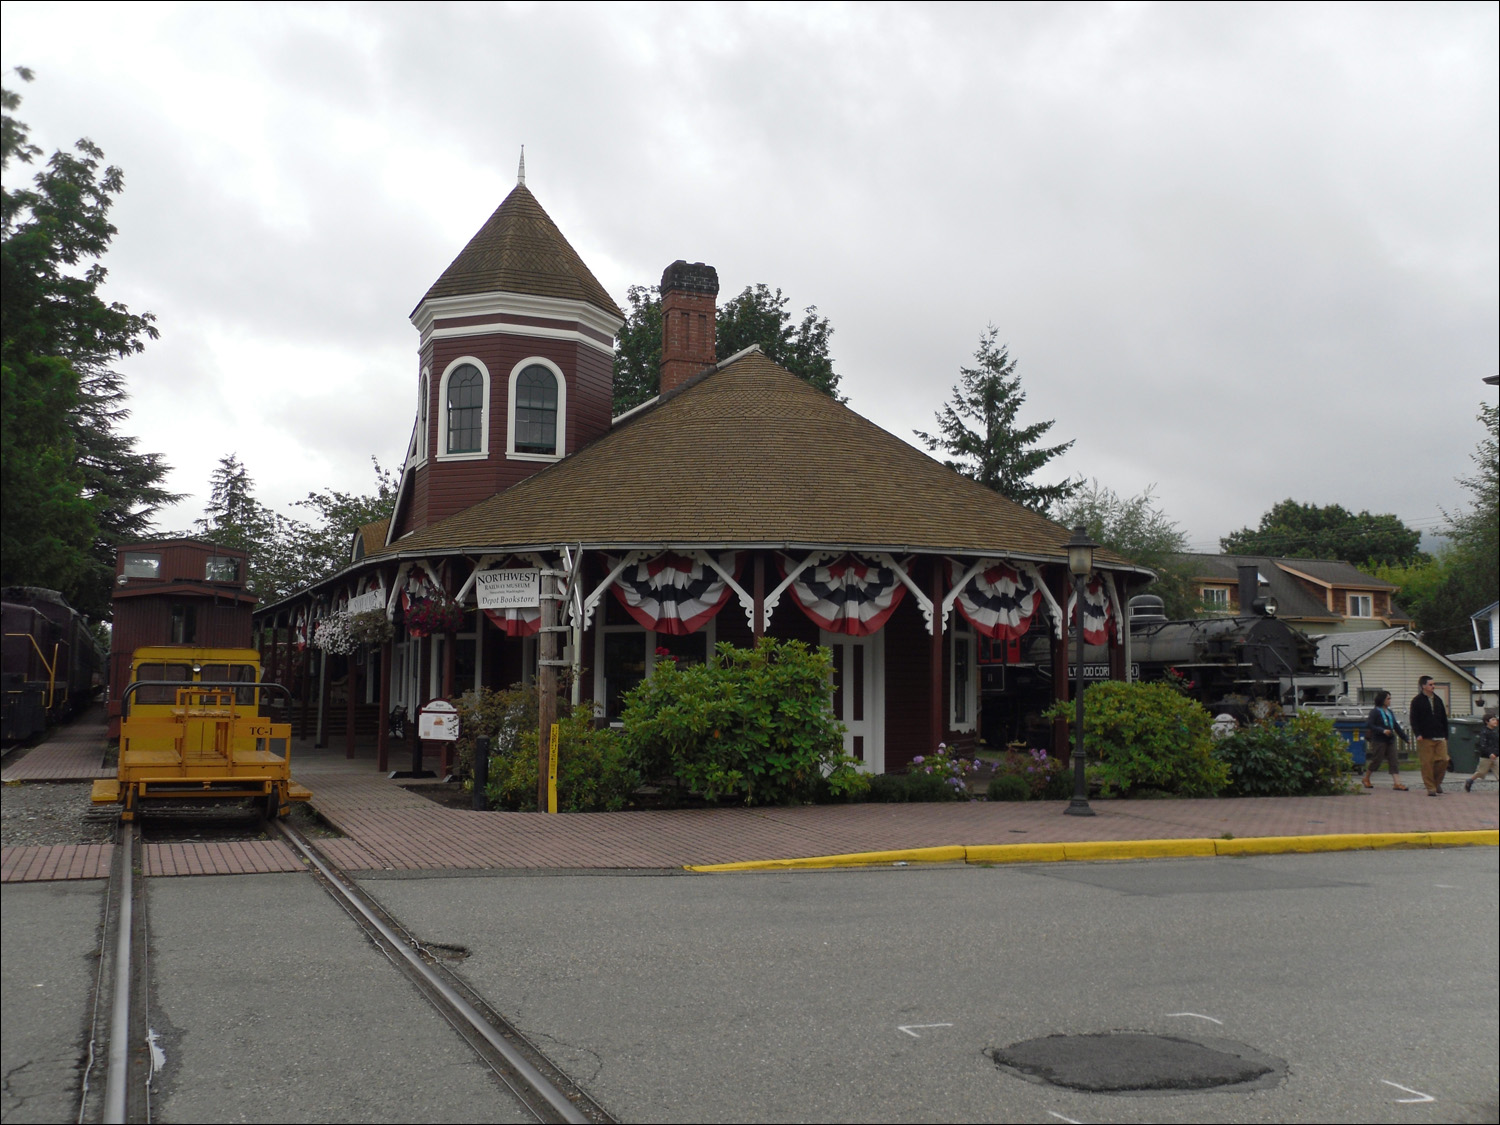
left=255, top=172, right=1152, bottom=773
left=1184, top=554, right=1412, bottom=634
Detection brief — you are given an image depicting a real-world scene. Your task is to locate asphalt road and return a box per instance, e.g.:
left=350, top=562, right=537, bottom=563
left=145, top=872, right=530, bottom=1124
left=359, top=848, right=1499, bottom=1124
left=1, top=881, right=105, bottom=1125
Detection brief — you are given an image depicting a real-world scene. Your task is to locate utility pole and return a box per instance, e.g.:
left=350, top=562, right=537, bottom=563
left=537, top=564, right=569, bottom=810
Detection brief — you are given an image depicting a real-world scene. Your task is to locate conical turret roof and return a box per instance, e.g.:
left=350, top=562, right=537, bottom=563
left=415, top=184, right=622, bottom=318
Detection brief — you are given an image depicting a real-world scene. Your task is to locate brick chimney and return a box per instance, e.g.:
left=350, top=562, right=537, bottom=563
left=659, top=260, right=719, bottom=395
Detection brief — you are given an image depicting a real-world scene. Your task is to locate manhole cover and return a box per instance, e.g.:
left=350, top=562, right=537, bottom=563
left=990, top=1032, right=1284, bottom=1093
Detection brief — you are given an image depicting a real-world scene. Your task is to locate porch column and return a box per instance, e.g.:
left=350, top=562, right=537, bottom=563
left=345, top=653, right=358, bottom=759
left=753, top=552, right=765, bottom=639
left=315, top=648, right=330, bottom=747
left=929, top=559, right=944, bottom=752
left=1049, top=567, right=1070, bottom=759
left=377, top=638, right=392, bottom=772
left=298, top=631, right=313, bottom=738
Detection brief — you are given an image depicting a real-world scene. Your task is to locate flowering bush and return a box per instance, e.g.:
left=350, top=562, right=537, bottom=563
left=405, top=597, right=464, bottom=638
left=988, top=748, right=1069, bottom=800
left=904, top=744, right=981, bottom=800
left=311, top=612, right=356, bottom=654
left=348, top=608, right=394, bottom=647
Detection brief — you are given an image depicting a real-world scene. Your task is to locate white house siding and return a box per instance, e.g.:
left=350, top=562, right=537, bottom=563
left=1354, top=644, right=1474, bottom=716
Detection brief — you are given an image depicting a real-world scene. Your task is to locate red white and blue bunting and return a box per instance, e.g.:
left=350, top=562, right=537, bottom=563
left=945, top=559, right=1047, bottom=640
left=294, top=609, right=308, bottom=652
left=1066, top=574, right=1117, bottom=646
left=610, top=552, right=740, bottom=636
left=778, top=553, right=907, bottom=636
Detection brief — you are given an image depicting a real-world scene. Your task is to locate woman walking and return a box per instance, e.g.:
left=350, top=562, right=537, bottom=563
left=1363, top=690, right=1408, bottom=790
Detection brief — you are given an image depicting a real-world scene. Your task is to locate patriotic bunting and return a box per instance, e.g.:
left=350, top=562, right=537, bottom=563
left=1066, top=574, right=1116, bottom=645
left=294, top=609, right=308, bottom=652
left=947, top=559, right=1045, bottom=640
left=610, top=552, right=740, bottom=635
left=483, top=605, right=540, bottom=637
left=778, top=553, right=907, bottom=636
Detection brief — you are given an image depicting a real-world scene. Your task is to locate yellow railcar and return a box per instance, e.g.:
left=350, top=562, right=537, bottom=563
left=91, top=646, right=311, bottom=821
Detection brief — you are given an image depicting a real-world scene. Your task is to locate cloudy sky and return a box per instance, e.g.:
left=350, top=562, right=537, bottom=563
left=3, top=2, right=1495, bottom=552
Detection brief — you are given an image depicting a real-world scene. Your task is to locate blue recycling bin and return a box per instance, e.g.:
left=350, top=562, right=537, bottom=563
left=1333, top=718, right=1367, bottom=768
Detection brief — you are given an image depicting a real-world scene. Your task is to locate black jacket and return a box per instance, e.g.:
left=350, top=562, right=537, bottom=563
left=1409, top=691, right=1449, bottom=740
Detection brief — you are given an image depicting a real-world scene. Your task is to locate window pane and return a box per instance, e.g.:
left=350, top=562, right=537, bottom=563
left=123, top=552, right=162, bottom=578
left=603, top=632, right=647, bottom=720
left=514, top=365, right=557, bottom=454
left=205, top=556, right=239, bottom=581
left=447, top=365, right=482, bottom=453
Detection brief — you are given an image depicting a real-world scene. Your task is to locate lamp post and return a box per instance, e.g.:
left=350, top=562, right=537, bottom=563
left=1064, top=526, right=1097, bottom=817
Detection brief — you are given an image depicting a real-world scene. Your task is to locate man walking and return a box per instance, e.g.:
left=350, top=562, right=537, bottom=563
left=1409, top=676, right=1450, bottom=796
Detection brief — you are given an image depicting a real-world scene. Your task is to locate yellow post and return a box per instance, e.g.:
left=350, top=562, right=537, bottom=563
left=547, top=722, right=560, bottom=814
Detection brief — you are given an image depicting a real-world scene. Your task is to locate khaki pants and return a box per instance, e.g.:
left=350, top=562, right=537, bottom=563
left=1471, top=755, right=1498, bottom=782
left=1415, top=738, right=1450, bottom=792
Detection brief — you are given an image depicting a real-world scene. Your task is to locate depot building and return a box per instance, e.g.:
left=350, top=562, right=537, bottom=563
left=254, top=173, right=1150, bottom=771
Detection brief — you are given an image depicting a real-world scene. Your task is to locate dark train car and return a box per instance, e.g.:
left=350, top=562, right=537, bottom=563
left=2, top=587, right=102, bottom=744
left=109, top=539, right=256, bottom=736
left=1127, top=594, right=1319, bottom=716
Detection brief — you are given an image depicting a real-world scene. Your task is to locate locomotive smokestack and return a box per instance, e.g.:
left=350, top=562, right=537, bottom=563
left=1237, top=565, right=1258, bottom=616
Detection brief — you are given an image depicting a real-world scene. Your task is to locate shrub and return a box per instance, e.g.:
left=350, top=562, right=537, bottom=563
left=989, top=748, right=1068, bottom=800
left=903, top=745, right=980, bottom=800
left=617, top=637, right=852, bottom=805
left=1213, top=710, right=1354, bottom=797
left=488, top=709, right=639, bottom=812
left=867, top=772, right=912, bottom=802
left=1045, top=681, right=1227, bottom=798
left=987, top=773, right=1031, bottom=802
left=454, top=684, right=639, bottom=812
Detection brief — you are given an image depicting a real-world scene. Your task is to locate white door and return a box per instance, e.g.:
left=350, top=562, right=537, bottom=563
left=821, top=630, right=884, bottom=773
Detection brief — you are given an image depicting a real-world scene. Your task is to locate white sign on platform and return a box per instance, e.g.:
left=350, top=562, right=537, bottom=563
left=476, top=569, right=540, bottom=610
left=347, top=589, right=385, bottom=615
left=418, top=700, right=460, bottom=742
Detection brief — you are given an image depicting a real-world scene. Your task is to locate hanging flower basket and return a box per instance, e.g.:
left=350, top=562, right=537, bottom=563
left=311, top=612, right=356, bottom=655
left=348, top=608, right=395, bottom=647
left=405, top=597, right=466, bottom=639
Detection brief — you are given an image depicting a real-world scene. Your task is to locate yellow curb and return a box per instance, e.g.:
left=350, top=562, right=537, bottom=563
left=1428, top=829, right=1499, bottom=848
left=687, top=845, right=965, bottom=872
left=965, top=843, right=1067, bottom=864
left=684, top=830, right=1496, bottom=872
left=1062, top=838, right=1217, bottom=861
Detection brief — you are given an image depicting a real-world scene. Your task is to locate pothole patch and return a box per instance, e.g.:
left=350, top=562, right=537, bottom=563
left=989, top=1032, right=1286, bottom=1094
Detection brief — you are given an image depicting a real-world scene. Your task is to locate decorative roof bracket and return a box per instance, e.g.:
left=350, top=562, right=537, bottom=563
left=689, top=550, right=755, bottom=630
left=763, top=551, right=835, bottom=629
left=873, top=553, right=933, bottom=634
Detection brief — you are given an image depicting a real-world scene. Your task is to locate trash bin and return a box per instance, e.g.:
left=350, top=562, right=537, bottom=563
left=1446, top=716, right=1482, bottom=774
left=1333, top=718, right=1367, bottom=768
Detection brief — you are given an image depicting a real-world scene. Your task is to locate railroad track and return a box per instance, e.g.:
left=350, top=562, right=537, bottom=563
left=82, top=811, right=610, bottom=1124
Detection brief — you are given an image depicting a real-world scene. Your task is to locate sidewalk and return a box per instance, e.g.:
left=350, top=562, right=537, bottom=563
left=290, top=737, right=1498, bottom=873
left=5, top=718, right=1496, bottom=878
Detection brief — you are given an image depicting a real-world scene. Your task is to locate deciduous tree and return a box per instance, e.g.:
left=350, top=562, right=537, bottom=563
left=916, top=327, right=1079, bottom=516
left=1055, top=481, right=1197, bottom=617
left=612, top=281, right=842, bottom=413
left=1220, top=500, right=1424, bottom=568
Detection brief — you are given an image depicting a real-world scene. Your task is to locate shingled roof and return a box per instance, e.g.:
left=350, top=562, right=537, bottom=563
left=415, top=184, right=623, bottom=318
left=381, top=350, right=1138, bottom=569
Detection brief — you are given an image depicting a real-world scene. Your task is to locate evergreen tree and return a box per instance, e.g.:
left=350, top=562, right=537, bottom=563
left=612, top=281, right=841, bottom=413
left=1, top=71, right=176, bottom=619
left=916, top=327, right=1079, bottom=515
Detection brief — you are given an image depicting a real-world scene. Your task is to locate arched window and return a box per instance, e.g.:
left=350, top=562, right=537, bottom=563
left=417, top=372, right=429, bottom=463
left=507, top=358, right=567, bottom=459
left=446, top=365, right=483, bottom=453
left=437, top=358, right=490, bottom=460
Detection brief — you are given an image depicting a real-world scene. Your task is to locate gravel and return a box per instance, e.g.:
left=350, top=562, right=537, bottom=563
left=1, top=782, right=116, bottom=848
